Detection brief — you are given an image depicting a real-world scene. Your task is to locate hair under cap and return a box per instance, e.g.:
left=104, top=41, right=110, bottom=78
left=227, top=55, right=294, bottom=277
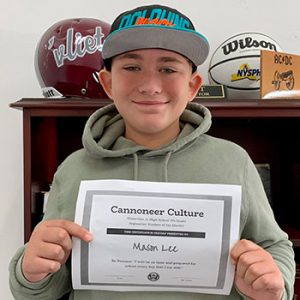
left=102, top=4, right=209, bottom=67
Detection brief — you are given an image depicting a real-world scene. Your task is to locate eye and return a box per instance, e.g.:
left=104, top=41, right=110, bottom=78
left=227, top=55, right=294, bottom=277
left=160, top=67, right=176, bottom=74
left=123, top=65, right=141, bottom=72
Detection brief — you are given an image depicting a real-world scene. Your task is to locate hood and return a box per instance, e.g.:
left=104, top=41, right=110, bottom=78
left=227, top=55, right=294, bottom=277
left=82, top=102, right=212, bottom=159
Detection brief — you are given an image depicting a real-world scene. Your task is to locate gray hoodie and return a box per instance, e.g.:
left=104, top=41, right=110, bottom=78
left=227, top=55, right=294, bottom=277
left=9, top=102, right=295, bottom=299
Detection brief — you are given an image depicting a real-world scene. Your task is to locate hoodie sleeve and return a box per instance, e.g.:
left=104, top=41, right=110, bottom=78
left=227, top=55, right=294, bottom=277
left=8, top=171, right=73, bottom=299
left=239, top=155, right=296, bottom=300
left=9, top=246, right=72, bottom=299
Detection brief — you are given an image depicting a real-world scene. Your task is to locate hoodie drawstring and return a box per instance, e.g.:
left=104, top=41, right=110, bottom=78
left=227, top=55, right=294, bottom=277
left=163, top=151, right=172, bottom=182
left=133, top=153, right=139, bottom=180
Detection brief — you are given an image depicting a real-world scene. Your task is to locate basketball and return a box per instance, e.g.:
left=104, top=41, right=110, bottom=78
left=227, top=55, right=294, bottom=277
left=208, top=32, right=282, bottom=99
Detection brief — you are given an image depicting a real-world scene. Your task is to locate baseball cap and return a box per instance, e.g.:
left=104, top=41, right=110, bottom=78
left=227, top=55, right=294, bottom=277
left=102, top=4, right=209, bottom=68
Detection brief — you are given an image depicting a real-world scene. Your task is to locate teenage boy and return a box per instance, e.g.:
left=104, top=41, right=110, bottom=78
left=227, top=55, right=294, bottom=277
left=10, top=4, right=295, bottom=300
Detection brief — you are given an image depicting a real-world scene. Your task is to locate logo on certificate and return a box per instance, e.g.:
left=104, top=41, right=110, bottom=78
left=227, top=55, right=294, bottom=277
left=147, top=272, right=160, bottom=282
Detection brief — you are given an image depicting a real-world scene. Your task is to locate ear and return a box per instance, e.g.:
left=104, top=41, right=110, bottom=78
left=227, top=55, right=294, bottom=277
left=188, top=72, right=202, bottom=102
left=99, top=69, right=113, bottom=99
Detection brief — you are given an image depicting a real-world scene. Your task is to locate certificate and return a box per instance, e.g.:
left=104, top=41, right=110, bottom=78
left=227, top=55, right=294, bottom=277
left=72, top=180, right=241, bottom=295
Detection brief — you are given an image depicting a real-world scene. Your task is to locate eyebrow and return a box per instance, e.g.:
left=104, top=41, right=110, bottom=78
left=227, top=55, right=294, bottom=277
left=116, top=53, right=143, bottom=60
left=158, top=56, right=184, bottom=64
left=115, top=53, right=185, bottom=64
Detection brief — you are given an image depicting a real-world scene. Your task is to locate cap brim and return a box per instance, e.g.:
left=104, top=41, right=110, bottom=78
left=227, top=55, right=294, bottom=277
left=102, top=26, right=209, bottom=66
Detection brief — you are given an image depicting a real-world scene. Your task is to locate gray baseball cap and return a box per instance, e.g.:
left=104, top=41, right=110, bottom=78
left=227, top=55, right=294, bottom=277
left=102, top=4, right=209, bottom=67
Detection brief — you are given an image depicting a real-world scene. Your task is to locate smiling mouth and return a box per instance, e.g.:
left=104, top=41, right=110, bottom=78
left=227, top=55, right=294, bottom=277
left=132, top=100, right=168, bottom=105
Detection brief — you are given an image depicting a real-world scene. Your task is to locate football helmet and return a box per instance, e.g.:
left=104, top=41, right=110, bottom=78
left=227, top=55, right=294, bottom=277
left=35, top=18, right=111, bottom=98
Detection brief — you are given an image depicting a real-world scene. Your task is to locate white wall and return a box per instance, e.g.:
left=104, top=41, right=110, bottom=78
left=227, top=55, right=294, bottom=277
left=1, top=0, right=299, bottom=298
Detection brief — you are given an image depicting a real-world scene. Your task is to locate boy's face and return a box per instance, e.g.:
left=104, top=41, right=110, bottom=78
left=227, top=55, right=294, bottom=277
left=99, top=49, right=202, bottom=148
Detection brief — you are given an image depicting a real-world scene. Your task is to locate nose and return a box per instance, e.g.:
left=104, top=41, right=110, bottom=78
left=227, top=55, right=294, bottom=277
left=137, top=71, right=162, bottom=95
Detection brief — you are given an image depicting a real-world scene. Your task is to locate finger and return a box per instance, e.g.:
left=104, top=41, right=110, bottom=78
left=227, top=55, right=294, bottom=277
left=242, top=260, right=271, bottom=286
left=37, top=241, right=67, bottom=262
left=252, top=272, right=284, bottom=291
left=231, top=239, right=260, bottom=263
left=43, top=220, right=93, bottom=242
left=235, top=249, right=265, bottom=279
left=42, top=227, right=73, bottom=252
left=23, top=256, right=61, bottom=280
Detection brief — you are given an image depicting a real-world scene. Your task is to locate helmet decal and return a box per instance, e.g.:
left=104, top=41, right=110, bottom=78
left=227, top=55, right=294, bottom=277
left=92, top=71, right=100, bottom=84
left=49, top=27, right=105, bottom=68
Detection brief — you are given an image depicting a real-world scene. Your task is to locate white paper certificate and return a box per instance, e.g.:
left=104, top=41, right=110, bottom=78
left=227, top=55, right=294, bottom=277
left=72, top=180, right=241, bottom=295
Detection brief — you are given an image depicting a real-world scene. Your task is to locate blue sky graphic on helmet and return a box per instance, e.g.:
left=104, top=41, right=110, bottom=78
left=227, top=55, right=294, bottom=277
left=118, top=8, right=191, bottom=30
left=48, top=27, right=105, bottom=68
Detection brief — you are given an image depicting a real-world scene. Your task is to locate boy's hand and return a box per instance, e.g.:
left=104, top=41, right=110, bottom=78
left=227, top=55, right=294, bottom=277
left=22, top=220, right=93, bottom=283
left=231, top=239, right=284, bottom=300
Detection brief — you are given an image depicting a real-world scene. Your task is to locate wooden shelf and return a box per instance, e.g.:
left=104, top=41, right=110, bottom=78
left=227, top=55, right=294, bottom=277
left=10, top=98, right=300, bottom=117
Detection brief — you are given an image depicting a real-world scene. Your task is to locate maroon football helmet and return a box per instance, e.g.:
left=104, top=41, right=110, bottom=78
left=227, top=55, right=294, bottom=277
left=35, top=18, right=111, bottom=98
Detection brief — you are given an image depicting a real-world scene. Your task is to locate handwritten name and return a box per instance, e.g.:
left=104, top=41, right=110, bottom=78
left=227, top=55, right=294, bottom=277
left=133, top=242, right=179, bottom=253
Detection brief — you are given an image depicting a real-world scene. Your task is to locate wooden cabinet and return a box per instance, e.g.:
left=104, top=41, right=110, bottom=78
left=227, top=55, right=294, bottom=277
left=10, top=97, right=300, bottom=297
